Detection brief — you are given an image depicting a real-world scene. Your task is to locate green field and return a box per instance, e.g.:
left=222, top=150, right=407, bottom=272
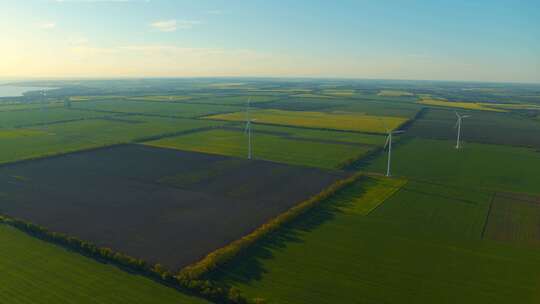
left=484, top=193, right=540, bottom=247
left=0, top=102, right=63, bottom=112
left=246, top=124, right=387, bottom=145
left=72, top=99, right=241, bottom=118
left=339, top=176, right=406, bottom=215
left=123, top=95, right=279, bottom=105
left=144, top=128, right=371, bottom=169
left=377, top=90, right=414, bottom=97
left=127, top=95, right=193, bottom=102
left=210, top=177, right=540, bottom=304
left=0, top=116, right=221, bottom=164
left=332, top=99, right=421, bottom=118
left=0, top=108, right=110, bottom=128
left=253, top=97, right=347, bottom=111
left=365, top=138, right=540, bottom=195
left=194, top=95, right=279, bottom=105
left=2, top=79, right=540, bottom=303
left=321, top=89, right=356, bottom=96
left=0, top=224, right=209, bottom=304
left=205, top=109, right=408, bottom=133
left=408, top=108, right=540, bottom=147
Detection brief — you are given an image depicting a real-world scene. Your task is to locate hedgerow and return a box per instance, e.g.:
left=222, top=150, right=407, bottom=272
left=178, top=172, right=363, bottom=281
left=0, top=172, right=362, bottom=304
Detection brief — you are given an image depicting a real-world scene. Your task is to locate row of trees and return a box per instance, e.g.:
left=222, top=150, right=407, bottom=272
left=0, top=172, right=362, bottom=303
left=178, top=172, right=363, bottom=281
left=0, top=215, right=250, bottom=304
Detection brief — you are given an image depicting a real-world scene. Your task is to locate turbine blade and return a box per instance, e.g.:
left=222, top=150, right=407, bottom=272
left=455, top=111, right=461, bottom=118
left=393, top=130, right=405, bottom=134
left=454, top=119, right=459, bottom=129
left=462, top=115, right=471, bottom=118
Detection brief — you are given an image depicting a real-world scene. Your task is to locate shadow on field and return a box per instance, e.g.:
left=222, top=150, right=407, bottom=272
left=345, top=136, right=415, bottom=171
left=208, top=176, right=371, bottom=284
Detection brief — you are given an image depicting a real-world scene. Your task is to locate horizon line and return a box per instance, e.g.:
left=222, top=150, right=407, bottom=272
left=3, top=76, right=540, bottom=86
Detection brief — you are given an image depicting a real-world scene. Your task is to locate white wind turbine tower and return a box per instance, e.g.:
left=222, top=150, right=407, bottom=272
left=384, top=128, right=405, bottom=177
left=454, top=111, right=471, bottom=149
left=244, top=97, right=255, bottom=160
left=41, top=90, right=46, bottom=110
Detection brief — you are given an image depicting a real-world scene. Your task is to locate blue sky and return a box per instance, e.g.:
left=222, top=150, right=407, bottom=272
left=1, top=0, right=539, bottom=82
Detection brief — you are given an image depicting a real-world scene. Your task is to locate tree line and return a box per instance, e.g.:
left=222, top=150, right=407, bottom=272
left=178, top=172, right=363, bottom=281
left=0, top=172, right=362, bottom=303
left=0, top=215, right=250, bottom=303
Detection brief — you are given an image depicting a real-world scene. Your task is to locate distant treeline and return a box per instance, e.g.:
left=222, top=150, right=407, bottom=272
left=398, top=107, right=428, bottom=131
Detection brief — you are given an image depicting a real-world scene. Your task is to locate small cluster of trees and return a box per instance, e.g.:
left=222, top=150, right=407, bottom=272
left=178, top=172, right=363, bottom=281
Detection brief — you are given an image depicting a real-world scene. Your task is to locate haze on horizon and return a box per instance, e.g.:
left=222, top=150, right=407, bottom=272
left=1, top=0, right=539, bottom=83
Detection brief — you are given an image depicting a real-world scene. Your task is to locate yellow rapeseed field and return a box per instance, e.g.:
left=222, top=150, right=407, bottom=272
left=205, top=109, right=407, bottom=133
left=0, top=129, right=47, bottom=139
left=417, top=98, right=507, bottom=112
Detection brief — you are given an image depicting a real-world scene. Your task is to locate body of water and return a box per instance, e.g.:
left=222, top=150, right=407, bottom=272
left=0, top=85, right=55, bottom=97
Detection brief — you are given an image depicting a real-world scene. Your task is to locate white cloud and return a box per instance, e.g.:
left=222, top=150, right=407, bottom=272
left=39, top=22, right=56, bottom=30
left=150, top=20, right=177, bottom=32
left=150, top=19, right=201, bottom=32
left=206, top=10, right=224, bottom=15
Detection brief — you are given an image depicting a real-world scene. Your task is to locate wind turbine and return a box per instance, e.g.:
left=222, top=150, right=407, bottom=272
left=454, top=111, right=471, bottom=149
left=41, top=90, right=46, bottom=110
left=384, top=128, right=405, bottom=177
left=244, top=97, right=255, bottom=160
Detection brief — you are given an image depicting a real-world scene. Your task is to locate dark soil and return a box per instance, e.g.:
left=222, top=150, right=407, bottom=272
left=0, top=144, right=346, bottom=270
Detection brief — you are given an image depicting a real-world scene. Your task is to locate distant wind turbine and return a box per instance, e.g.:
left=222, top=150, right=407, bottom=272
left=244, top=97, right=255, bottom=160
left=41, top=90, right=46, bottom=110
left=384, top=128, right=405, bottom=177
left=454, top=111, right=471, bottom=149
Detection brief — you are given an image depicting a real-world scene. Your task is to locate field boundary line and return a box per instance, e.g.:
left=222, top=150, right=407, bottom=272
left=396, top=107, right=428, bottom=131
left=71, top=106, right=240, bottom=121
left=0, top=143, right=129, bottom=169
left=0, top=125, right=227, bottom=168
left=11, top=112, right=131, bottom=129
left=494, top=191, right=540, bottom=205
left=220, top=125, right=376, bottom=148
left=361, top=173, right=505, bottom=198
left=133, top=125, right=225, bottom=143
left=124, top=94, right=283, bottom=107
left=481, top=192, right=497, bottom=239
left=366, top=178, right=408, bottom=216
